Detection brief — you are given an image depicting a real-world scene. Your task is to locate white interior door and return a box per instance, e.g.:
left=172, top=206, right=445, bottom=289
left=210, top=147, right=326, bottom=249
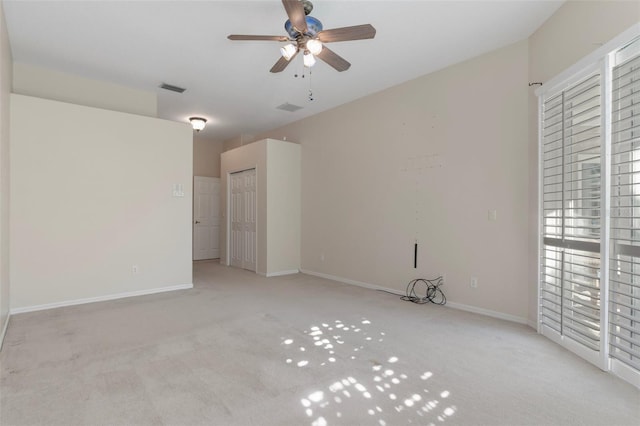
left=230, top=172, right=244, bottom=268
left=242, top=169, right=257, bottom=271
left=229, top=169, right=256, bottom=271
left=193, top=176, right=220, bottom=260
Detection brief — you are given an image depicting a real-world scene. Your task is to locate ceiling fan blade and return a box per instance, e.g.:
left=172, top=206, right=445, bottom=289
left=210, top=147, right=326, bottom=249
left=228, top=35, right=290, bottom=42
left=316, top=46, right=351, bottom=72
left=282, top=0, right=308, bottom=34
left=270, top=50, right=299, bottom=73
left=317, top=24, right=376, bottom=43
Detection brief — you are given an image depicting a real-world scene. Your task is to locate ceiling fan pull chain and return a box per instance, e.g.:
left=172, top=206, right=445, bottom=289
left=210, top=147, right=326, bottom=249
left=296, top=62, right=305, bottom=79
left=308, top=69, right=314, bottom=101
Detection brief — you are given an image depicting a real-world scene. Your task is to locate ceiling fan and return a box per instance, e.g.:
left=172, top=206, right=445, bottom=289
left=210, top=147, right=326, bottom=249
left=228, top=0, right=376, bottom=73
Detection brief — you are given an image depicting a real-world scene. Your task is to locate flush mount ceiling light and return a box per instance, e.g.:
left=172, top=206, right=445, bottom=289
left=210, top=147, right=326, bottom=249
left=189, top=117, right=207, bottom=132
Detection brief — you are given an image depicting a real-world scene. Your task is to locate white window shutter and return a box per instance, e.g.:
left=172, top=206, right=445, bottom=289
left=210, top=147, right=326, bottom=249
left=609, top=50, right=640, bottom=374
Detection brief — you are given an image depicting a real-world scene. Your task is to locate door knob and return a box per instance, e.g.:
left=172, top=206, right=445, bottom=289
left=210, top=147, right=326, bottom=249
left=195, top=221, right=200, bottom=224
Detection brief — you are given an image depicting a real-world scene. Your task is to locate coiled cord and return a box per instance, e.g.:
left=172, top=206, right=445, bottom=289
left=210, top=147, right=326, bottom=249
left=400, top=277, right=446, bottom=305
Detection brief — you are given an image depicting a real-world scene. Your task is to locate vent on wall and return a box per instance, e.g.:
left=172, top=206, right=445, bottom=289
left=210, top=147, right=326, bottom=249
left=159, top=83, right=186, bottom=93
left=276, top=102, right=303, bottom=112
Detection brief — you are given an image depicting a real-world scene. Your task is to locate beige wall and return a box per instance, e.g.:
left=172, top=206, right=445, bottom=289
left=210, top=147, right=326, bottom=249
left=0, top=1, right=12, bottom=342
left=526, top=1, right=640, bottom=324
left=223, top=133, right=256, bottom=152
left=13, top=62, right=157, bottom=117
left=193, top=134, right=223, bottom=178
left=256, top=40, right=530, bottom=322
left=266, top=140, right=300, bottom=274
left=529, top=1, right=639, bottom=84
left=220, top=139, right=300, bottom=276
left=10, top=94, right=192, bottom=310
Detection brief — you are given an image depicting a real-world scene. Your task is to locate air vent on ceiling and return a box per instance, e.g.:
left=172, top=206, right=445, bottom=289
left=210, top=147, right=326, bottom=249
left=276, top=102, right=303, bottom=112
left=159, top=83, right=186, bottom=93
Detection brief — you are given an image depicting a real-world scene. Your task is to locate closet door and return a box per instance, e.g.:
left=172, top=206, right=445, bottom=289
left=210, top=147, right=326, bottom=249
left=230, top=172, right=244, bottom=268
left=229, top=169, right=257, bottom=271
left=242, top=169, right=257, bottom=272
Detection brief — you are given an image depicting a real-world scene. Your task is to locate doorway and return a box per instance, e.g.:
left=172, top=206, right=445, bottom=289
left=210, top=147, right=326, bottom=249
left=193, top=176, right=220, bottom=260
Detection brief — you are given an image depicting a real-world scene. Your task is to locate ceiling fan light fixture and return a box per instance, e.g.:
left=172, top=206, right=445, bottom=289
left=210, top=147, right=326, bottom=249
left=306, top=39, right=322, bottom=55
left=303, top=51, right=316, bottom=67
left=228, top=0, right=375, bottom=73
left=189, top=117, right=207, bottom=132
left=280, top=43, right=297, bottom=61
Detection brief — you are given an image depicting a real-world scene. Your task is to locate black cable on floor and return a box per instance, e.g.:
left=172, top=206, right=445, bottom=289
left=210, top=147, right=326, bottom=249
left=376, top=289, right=405, bottom=297
left=400, top=277, right=447, bottom=305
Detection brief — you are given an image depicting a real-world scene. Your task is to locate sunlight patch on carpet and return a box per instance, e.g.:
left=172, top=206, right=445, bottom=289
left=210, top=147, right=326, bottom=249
left=280, top=318, right=457, bottom=425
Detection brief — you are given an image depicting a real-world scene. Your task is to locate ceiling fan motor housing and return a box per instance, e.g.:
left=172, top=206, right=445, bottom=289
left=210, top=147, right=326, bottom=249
left=285, top=16, right=323, bottom=38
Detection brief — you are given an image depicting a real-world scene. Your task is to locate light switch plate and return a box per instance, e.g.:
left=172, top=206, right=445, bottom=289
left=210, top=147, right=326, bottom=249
left=172, top=183, right=185, bottom=197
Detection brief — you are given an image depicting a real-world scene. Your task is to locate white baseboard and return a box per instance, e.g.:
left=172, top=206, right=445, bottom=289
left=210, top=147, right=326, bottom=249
left=445, top=301, right=528, bottom=325
left=300, top=269, right=391, bottom=292
left=300, top=269, right=528, bottom=325
left=10, top=283, right=194, bottom=315
left=0, top=312, right=10, bottom=352
left=611, top=358, right=640, bottom=390
left=265, top=269, right=299, bottom=277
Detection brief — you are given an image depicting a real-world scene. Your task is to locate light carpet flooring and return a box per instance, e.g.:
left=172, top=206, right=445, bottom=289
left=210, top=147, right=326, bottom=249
left=1, top=261, right=639, bottom=425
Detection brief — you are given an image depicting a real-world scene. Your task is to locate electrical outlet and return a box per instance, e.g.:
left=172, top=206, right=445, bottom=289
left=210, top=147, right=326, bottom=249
left=470, top=276, right=478, bottom=288
left=132, top=265, right=139, bottom=274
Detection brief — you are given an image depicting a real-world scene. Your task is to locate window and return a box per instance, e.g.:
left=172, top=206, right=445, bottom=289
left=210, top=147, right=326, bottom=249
left=541, top=70, right=603, bottom=359
left=609, top=45, right=640, bottom=375
left=539, top=33, right=640, bottom=388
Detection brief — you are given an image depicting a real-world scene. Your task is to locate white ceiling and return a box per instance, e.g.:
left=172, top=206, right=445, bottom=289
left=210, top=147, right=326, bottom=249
left=3, top=0, right=563, bottom=141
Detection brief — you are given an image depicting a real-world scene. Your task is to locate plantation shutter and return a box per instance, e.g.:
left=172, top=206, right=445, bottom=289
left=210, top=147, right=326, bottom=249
left=610, top=50, right=640, bottom=372
left=541, top=72, right=602, bottom=354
